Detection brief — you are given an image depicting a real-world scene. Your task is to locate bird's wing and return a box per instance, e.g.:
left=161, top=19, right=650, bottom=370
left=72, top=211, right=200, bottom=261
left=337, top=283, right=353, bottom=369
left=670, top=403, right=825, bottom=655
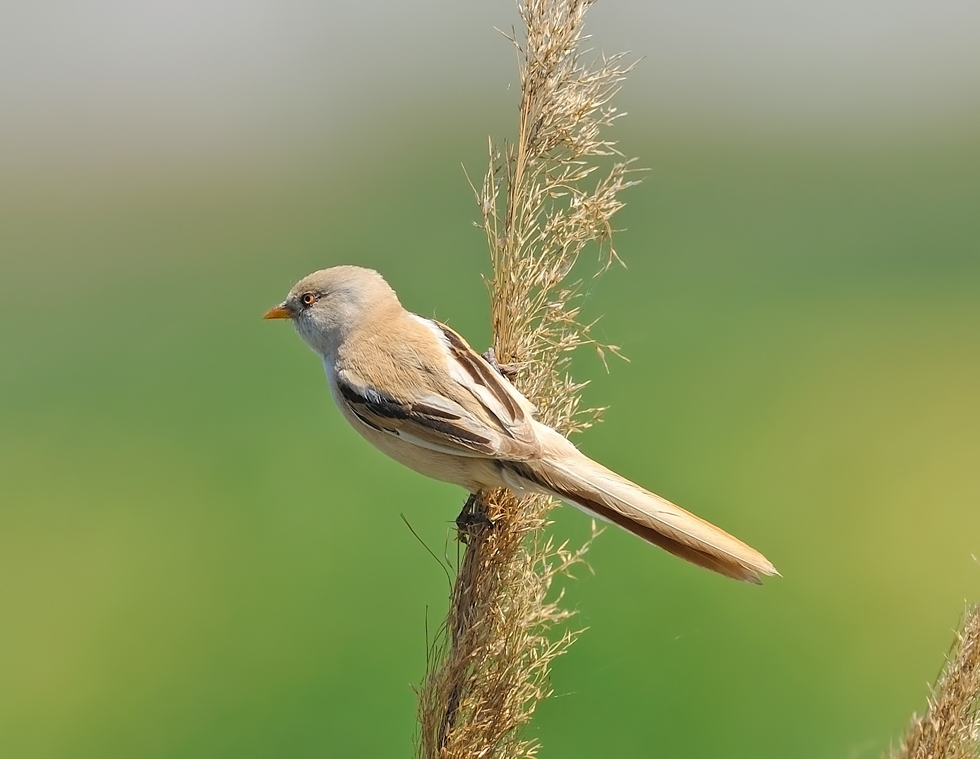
left=333, top=320, right=540, bottom=461
left=432, top=321, right=539, bottom=446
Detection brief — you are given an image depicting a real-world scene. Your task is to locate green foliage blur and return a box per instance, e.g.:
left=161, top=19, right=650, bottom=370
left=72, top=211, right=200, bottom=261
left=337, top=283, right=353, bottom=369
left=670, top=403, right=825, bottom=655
left=2, top=114, right=979, bottom=757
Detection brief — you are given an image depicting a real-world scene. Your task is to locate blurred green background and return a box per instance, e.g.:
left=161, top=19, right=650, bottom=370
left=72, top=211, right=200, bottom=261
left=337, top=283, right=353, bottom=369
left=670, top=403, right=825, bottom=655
left=2, top=2, right=979, bottom=757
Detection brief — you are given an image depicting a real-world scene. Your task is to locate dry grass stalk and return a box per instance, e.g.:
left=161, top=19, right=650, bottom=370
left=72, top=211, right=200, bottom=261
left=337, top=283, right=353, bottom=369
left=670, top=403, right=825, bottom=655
left=416, top=1, right=637, bottom=757
left=889, top=603, right=980, bottom=759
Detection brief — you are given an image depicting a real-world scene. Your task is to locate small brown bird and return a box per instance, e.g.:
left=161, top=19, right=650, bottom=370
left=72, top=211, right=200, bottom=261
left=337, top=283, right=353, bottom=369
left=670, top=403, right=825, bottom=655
left=265, top=266, right=777, bottom=583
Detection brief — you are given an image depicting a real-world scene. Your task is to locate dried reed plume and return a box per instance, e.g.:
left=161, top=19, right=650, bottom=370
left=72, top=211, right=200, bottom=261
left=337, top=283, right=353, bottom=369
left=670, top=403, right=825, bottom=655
left=416, top=1, right=637, bottom=757
left=889, top=603, right=980, bottom=759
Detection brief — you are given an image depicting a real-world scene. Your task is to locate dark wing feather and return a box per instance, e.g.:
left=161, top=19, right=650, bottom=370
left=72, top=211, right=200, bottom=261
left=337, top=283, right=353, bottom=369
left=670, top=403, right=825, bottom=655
left=332, top=317, right=541, bottom=461
left=335, top=372, right=502, bottom=457
left=434, top=323, right=539, bottom=450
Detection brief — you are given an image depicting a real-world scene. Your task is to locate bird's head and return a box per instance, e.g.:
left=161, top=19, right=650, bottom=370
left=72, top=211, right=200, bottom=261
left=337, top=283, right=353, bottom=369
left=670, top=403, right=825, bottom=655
left=263, top=265, right=397, bottom=358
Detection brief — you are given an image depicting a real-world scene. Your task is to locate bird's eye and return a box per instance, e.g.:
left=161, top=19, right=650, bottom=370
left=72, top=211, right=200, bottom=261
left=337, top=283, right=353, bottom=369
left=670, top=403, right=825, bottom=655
left=301, top=293, right=316, bottom=307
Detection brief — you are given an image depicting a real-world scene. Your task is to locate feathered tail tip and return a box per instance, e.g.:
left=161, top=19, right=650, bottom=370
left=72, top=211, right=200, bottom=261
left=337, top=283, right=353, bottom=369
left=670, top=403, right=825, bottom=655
left=561, top=481, right=779, bottom=584
left=509, top=433, right=779, bottom=583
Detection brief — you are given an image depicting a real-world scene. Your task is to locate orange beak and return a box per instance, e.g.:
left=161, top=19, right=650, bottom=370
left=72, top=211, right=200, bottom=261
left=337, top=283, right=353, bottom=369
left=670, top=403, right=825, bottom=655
left=263, top=304, right=293, bottom=320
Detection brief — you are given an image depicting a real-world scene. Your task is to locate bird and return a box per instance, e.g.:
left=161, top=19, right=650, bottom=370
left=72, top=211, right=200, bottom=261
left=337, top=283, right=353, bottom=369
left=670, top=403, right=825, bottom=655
left=263, top=265, right=777, bottom=583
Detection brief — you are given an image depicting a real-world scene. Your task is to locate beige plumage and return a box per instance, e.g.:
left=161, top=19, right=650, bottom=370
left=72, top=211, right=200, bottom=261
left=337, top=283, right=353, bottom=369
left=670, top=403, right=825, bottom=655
left=264, top=265, right=777, bottom=583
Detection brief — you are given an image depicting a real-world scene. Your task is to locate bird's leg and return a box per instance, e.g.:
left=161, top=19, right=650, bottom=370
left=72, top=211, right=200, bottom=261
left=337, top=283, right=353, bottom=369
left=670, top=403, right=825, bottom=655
left=455, top=491, right=495, bottom=543
left=481, top=347, right=519, bottom=380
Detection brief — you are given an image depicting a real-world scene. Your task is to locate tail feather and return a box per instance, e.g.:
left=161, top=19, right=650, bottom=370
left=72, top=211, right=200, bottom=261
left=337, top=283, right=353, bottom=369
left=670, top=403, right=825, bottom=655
left=507, top=433, right=778, bottom=583
left=552, top=483, right=770, bottom=583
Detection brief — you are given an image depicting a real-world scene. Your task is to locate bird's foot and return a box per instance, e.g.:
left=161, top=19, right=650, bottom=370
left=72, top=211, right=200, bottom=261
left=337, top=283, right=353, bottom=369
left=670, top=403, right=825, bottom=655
left=456, top=492, right=495, bottom=543
left=481, top=347, right=519, bottom=380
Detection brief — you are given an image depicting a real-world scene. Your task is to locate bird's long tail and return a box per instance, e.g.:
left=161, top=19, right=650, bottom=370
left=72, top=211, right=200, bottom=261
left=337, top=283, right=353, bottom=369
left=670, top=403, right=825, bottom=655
left=507, top=429, right=778, bottom=583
